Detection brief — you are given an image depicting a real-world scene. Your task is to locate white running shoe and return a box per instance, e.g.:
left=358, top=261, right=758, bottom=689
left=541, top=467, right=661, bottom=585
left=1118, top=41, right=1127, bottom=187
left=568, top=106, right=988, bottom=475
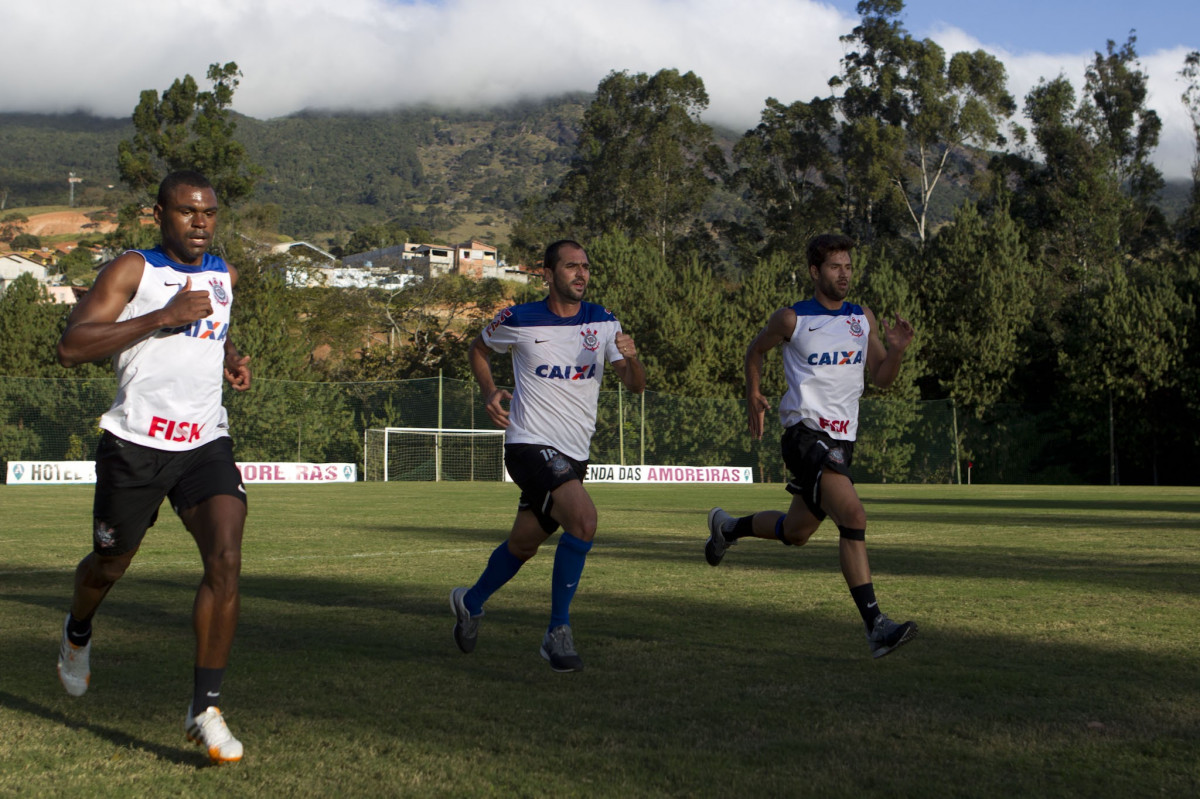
left=57, top=615, right=90, bottom=697
left=186, top=706, right=244, bottom=764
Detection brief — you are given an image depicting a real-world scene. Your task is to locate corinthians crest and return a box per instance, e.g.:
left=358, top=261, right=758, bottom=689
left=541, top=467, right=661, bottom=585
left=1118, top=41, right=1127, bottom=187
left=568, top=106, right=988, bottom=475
left=580, top=327, right=600, bottom=352
left=846, top=316, right=864, bottom=337
left=209, top=277, right=230, bottom=306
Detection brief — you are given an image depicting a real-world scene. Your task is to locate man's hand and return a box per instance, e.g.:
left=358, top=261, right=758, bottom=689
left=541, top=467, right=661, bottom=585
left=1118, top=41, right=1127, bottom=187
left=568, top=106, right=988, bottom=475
left=614, top=332, right=638, bottom=360
left=224, top=353, right=251, bottom=391
left=747, top=391, right=771, bottom=440
left=881, top=313, right=914, bottom=353
left=484, top=388, right=513, bottom=428
left=162, top=276, right=213, bottom=328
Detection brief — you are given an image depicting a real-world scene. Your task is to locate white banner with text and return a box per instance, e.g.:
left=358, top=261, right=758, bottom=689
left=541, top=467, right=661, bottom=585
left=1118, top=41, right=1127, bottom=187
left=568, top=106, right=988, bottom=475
left=6, top=460, right=357, bottom=485
left=501, top=464, right=755, bottom=484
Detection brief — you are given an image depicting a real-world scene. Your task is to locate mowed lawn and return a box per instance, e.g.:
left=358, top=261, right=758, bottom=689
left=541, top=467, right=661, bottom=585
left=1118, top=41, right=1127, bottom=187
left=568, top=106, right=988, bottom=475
left=1, top=482, right=1197, bottom=797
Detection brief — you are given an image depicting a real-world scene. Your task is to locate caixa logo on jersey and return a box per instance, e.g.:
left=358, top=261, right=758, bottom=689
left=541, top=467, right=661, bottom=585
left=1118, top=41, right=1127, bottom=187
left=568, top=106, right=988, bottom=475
left=163, top=319, right=228, bottom=341
left=808, top=350, right=863, bottom=366
left=535, top=363, right=598, bottom=381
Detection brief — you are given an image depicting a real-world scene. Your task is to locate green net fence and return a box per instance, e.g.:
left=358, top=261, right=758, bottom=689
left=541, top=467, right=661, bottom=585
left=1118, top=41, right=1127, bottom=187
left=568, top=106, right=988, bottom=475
left=0, top=375, right=959, bottom=483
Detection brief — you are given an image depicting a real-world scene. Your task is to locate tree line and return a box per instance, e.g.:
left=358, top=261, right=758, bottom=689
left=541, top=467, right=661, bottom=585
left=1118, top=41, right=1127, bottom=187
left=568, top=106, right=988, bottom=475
left=3, top=0, right=1199, bottom=484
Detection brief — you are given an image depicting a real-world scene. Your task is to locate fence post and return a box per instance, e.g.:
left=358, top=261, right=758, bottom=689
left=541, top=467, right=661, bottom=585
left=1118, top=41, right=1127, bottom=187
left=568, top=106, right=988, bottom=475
left=618, top=382, right=625, bottom=466
left=951, top=398, right=961, bottom=485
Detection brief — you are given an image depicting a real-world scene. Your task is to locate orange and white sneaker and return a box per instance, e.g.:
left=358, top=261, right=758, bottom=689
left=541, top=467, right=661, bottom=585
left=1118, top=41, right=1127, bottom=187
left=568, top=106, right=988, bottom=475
left=57, top=615, right=90, bottom=697
left=185, top=705, right=244, bottom=764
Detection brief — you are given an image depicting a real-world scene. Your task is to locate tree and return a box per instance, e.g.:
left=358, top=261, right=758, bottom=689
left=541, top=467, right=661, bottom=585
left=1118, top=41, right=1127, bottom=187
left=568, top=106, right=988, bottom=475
left=1178, top=50, right=1200, bottom=250
left=920, top=199, right=1036, bottom=417
left=553, top=69, right=723, bottom=259
left=731, top=97, right=839, bottom=259
left=1081, top=36, right=1165, bottom=252
left=116, top=62, right=261, bottom=209
left=831, top=0, right=1015, bottom=247
left=11, top=233, right=41, bottom=250
left=1057, top=259, right=1187, bottom=483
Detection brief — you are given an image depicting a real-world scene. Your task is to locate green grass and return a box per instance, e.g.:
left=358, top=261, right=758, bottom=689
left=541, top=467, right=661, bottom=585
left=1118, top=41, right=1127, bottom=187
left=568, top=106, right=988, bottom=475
left=2, top=483, right=1198, bottom=797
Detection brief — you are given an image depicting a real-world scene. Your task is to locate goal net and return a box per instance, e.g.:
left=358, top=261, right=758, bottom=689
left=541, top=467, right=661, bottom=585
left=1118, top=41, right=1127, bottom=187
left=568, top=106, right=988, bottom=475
left=364, top=427, right=506, bottom=481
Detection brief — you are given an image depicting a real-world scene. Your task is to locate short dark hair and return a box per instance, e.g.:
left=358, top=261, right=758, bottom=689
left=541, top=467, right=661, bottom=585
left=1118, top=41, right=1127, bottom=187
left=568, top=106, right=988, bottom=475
left=806, top=234, right=855, bottom=268
left=156, top=170, right=214, bottom=207
left=543, top=239, right=586, bottom=270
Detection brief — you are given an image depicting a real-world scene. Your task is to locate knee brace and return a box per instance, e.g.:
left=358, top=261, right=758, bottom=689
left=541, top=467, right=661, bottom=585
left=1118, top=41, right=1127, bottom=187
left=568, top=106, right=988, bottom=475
left=774, top=516, right=793, bottom=546
left=837, top=525, right=865, bottom=541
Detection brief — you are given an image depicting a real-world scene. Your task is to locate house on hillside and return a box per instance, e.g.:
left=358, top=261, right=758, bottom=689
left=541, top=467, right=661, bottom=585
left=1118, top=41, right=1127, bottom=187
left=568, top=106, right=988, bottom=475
left=0, top=253, right=49, bottom=294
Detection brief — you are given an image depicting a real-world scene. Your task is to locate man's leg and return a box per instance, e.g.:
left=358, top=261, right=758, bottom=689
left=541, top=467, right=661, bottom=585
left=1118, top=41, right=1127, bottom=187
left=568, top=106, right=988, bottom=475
left=820, top=473, right=917, bottom=657
left=539, top=480, right=596, bottom=672
left=179, top=493, right=245, bottom=763
left=452, top=512, right=549, bottom=653
left=59, top=548, right=137, bottom=696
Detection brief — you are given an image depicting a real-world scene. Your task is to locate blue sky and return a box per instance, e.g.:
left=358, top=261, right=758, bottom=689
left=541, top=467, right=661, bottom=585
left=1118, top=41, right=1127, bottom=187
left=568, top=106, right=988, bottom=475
left=3, top=0, right=1198, bottom=177
left=824, top=0, right=1200, bottom=54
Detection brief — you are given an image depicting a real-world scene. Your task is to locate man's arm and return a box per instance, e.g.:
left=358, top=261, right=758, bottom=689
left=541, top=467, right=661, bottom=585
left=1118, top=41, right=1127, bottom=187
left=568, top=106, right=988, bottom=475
left=863, top=306, right=913, bottom=389
left=469, top=333, right=512, bottom=428
left=222, top=264, right=251, bottom=391
left=745, top=307, right=795, bottom=440
left=610, top=331, right=646, bottom=394
left=57, top=253, right=214, bottom=368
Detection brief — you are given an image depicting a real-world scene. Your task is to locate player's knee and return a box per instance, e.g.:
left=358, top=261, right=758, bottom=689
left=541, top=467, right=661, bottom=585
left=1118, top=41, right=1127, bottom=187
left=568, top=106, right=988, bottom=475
left=837, top=525, right=866, bottom=541
left=90, top=555, right=132, bottom=584
left=780, top=516, right=815, bottom=546
left=202, top=545, right=242, bottom=584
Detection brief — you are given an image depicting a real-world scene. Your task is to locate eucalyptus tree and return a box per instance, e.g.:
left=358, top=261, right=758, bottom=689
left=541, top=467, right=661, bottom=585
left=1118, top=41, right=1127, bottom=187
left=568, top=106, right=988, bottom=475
left=554, top=69, right=723, bottom=260
left=830, top=0, right=1015, bottom=248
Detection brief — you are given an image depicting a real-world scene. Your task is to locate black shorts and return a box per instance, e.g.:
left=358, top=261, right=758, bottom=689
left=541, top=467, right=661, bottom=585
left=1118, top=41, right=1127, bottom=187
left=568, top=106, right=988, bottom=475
left=504, top=443, right=587, bottom=534
left=91, top=432, right=246, bottom=556
left=781, top=423, right=855, bottom=520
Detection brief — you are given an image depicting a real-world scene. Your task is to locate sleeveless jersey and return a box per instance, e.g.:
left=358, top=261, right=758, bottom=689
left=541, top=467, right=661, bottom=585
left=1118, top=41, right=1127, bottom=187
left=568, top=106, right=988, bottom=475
left=777, top=298, right=869, bottom=441
left=98, top=247, right=234, bottom=451
left=480, top=299, right=623, bottom=461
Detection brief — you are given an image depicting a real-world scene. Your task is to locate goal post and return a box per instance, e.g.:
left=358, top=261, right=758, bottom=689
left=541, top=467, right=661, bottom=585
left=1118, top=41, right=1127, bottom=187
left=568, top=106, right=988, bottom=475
left=364, top=427, right=506, bottom=482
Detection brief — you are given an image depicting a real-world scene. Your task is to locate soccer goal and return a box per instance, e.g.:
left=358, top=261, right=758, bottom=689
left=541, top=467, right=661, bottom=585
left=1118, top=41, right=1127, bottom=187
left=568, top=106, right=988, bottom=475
left=364, top=427, right=506, bottom=482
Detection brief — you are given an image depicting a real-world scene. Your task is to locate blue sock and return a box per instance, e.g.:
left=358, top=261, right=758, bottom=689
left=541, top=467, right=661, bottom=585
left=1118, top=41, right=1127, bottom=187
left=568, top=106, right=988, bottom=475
left=549, top=532, right=592, bottom=631
left=464, top=542, right=524, bottom=616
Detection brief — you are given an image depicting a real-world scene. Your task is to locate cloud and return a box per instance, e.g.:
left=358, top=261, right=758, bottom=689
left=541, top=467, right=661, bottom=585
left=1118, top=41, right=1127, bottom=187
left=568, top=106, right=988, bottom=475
left=4, top=0, right=1196, bottom=178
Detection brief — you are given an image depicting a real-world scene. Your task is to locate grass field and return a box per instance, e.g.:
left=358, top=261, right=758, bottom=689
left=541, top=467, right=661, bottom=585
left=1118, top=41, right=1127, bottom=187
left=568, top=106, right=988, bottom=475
left=1, top=482, right=1197, bottom=797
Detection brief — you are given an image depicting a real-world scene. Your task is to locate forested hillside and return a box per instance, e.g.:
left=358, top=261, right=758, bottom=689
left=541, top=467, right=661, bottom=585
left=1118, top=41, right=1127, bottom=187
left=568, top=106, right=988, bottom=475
left=0, top=96, right=595, bottom=249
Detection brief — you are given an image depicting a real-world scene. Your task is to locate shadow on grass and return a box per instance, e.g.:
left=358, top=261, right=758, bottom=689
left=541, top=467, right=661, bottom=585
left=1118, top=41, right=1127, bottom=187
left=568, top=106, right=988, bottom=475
left=3, top=557, right=1198, bottom=795
left=0, top=689, right=207, bottom=767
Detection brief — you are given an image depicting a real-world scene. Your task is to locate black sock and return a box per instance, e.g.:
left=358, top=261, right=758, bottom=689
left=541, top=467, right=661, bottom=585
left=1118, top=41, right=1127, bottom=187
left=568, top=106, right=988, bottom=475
left=728, top=514, right=756, bottom=541
left=66, top=613, right=92, bottom=647
left=192, top=667, right=226, bottom=717
left=849, top=583, right=882, bottom=630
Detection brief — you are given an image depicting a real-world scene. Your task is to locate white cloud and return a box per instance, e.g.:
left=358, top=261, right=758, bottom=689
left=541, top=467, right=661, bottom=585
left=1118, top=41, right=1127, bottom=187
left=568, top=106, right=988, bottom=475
left=3, top=0, right=1195, bottom=178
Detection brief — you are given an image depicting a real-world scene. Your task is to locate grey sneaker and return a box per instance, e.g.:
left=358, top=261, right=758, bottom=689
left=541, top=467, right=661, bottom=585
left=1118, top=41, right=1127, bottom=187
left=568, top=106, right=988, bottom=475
left=57, top=614, right=90, bottom=697
left=540, top=625, right=584, bottom=672
left=867, top=613, right=918, bottom=659
left=705, top=507, right=735, bottom=566
left=450, top=587, right=481, bottom=654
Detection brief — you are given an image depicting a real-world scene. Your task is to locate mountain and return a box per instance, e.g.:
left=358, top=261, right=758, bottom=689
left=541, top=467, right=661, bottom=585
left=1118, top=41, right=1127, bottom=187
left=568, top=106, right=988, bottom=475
left=0, top=96, right=592, bottom=251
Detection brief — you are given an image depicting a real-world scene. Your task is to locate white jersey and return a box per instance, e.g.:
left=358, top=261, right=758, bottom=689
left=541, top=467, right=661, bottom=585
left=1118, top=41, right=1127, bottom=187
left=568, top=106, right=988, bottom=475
left=777, top=298, right=869, bottom=441
left=481, top=299, right=623, bottom=461
left=98, top=247, right=233, bottom=451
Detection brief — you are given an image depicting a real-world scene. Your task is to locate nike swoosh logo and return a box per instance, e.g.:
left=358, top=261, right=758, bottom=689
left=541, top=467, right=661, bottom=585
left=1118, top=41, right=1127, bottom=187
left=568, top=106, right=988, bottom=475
left=206, top=691, right=220, bottom=697
left=867, top=601, right=878, bottom=608
left=808, top=326, right=823, bottom=331
left=534, top=339, right=550, bottom=343
left=164, top=281, right=184, bottom=287
left=566, top=581, right=578, bottom=588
